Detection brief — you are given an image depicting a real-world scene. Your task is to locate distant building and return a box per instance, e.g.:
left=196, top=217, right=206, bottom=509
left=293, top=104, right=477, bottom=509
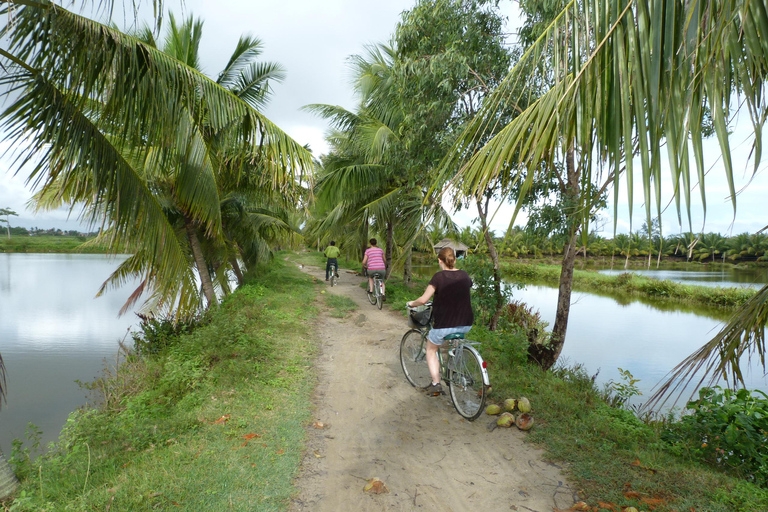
left=433, top=238, right=469, bottom=258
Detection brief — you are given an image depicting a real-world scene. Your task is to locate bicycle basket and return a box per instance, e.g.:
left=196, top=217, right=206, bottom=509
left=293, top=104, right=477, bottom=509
left=408, top=305, right=432, bottom=328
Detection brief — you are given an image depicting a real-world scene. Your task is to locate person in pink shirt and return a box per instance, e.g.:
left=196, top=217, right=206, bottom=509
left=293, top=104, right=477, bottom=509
left=362, top=238, right=386, bottom=299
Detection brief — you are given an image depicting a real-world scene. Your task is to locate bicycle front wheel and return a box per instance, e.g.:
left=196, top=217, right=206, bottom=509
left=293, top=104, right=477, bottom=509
left=376, top=291, right=383, bottom=309
left=448, top=346, right=486, bottom=420
left=400, top=329, right=431, bottom=388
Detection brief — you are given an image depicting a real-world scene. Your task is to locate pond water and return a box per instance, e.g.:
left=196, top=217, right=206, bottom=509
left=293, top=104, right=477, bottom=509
left=514, top=285, right=768, bottom=410
left=597, top=267, right=767, bottom=289
left=0, top=254, right=139, bottom=455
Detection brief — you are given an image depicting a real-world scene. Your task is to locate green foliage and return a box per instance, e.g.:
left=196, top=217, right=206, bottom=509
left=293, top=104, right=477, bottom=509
left=663, top=387, right=768, bottom=483
left=131, top=314, right=202, bottom=356
left=460, top=255, right=518, bottom=327
left=606, top=368, right=643, bottom=409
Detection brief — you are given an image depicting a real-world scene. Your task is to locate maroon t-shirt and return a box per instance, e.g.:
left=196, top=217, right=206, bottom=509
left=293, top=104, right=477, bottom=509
left=429, top=270, right=474, bottom=329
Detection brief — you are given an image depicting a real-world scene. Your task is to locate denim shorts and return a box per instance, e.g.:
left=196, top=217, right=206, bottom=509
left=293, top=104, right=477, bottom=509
left=427, top=326, right=472, bottom=346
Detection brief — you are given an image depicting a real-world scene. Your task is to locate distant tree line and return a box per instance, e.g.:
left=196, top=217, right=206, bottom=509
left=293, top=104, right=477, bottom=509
left=6, top=227, right=98, bottom=237
left=428, top=224, right=768, bottom=266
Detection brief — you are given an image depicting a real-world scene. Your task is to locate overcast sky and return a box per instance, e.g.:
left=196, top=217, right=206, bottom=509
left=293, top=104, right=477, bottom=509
left=1, top=0, right=765, bottom=237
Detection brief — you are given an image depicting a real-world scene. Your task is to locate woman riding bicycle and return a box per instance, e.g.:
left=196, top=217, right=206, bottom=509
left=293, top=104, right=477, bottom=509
left=406, top=247, right=473, bottom=396
left=362, top=238, right=386, bottom=300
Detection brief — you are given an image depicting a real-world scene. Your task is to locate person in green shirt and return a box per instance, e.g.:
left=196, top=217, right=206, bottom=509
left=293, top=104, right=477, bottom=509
left=324, top=241, right=341, bottom=281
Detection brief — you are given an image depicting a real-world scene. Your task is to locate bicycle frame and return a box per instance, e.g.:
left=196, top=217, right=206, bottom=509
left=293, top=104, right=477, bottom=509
left=440, top=339, right=490, bottom=387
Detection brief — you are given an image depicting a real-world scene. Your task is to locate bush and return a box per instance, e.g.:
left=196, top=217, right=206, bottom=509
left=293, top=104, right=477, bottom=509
left=131, top=314, right=202, bottom=356
left=664, top=386, right=768, bottom=484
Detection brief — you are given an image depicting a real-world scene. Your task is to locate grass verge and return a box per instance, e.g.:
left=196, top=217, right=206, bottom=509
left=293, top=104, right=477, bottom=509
left=6, top=256, right=320, bottom=511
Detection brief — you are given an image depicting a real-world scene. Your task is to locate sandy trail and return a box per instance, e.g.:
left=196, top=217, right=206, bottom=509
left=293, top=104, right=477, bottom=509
left=289, top=263, right=576, bottom=512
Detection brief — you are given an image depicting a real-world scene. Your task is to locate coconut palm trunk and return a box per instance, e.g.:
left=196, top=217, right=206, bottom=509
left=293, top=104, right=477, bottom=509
left=183, top=214, right=216, bottom=308
left=385, top=219, right=394, bottom=280
left=229, top=256, right=244, bottom=287
left=403, top=244, right=413, bottom=288
left=476, top=197, right=503, bottom=331
left=529, top=149, right=580, bottom=369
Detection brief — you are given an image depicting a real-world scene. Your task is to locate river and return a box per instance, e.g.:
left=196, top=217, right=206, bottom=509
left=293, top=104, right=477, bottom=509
left=0, top=254, right=139, bottom=454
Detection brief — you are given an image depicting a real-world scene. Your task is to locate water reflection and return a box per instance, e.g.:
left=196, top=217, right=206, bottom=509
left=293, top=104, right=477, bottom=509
left=598, top=267, right=767, bottom=288
left=0, top=254, right=139, bottom=454
left=514, top=284, right=768, bottom=410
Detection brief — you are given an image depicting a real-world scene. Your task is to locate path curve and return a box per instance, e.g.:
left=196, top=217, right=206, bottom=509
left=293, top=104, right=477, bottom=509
left=290, top=263, right=577, bottom=512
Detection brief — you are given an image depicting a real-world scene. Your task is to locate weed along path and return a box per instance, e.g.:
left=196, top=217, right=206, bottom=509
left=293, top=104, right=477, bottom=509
left=289, top=262, right=577, bottom=512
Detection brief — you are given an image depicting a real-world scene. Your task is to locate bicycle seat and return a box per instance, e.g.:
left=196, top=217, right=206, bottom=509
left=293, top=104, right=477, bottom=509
left=443, top=332, right=465, bottom=340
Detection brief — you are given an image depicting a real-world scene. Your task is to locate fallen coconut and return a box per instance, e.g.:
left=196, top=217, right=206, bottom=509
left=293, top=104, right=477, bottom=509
left=517, top=397, right=531, bottom=413
left=485, top=404, right=502, bottom=415
left=623, top=508, right=639, bottom=512
left=516, top=412, right=534, bottom=431
left=496, top=412, right=515, bottom=428
left=502, top=398, right=517, bottom=412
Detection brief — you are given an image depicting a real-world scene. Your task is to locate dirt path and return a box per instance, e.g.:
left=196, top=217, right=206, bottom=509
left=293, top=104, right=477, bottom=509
left=289, top=263, right=577, bottom=512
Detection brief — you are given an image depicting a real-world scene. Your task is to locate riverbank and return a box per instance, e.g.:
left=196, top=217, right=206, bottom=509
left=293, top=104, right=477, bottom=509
left=0, top=235, right=109, bottom=253
left=3, top=252, right=767, bottom=511
left=503, top=261, right=759, bottom=316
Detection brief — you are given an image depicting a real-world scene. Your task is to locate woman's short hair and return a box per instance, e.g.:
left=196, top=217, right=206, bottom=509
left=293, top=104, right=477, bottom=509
left=437, top=247, right=456, bottom=269
left=369, top=238, right=378, bottom=246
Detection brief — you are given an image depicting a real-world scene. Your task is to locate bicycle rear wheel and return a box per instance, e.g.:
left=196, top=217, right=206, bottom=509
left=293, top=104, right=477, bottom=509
left=400, top=329, right=431, bottom=388
left=376, top=290, right=383, bottom=309
left=448, top=346, right=486, bottom=420
left=330, top=268, right=338, bottom=287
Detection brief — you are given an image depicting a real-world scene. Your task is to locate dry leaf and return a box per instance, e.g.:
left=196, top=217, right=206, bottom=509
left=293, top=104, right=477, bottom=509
left=243, top=433, right=261, bottom=440
left=571, top=502, right=590, bottom=511
left=276, top=449, right=285, bottom=455
left=641, top=496, right=666, bottom=508
left=624, top=491, right=642, bottom=499
left=597, top=502, right=618, bottom=511
left=213, top=415, right=231, bottom=424
left=312, top=421, right=326, bottom=429
left=313, top=450, right=323, bottom=458
left=363, top=477, right=389, bottom=494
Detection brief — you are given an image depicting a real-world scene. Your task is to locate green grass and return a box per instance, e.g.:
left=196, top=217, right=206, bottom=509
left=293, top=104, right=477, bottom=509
left=6, top=256, right=321, bottom=511
left=0, top=235, right=109, bottom=253
left=323, top=294, right=358, bottom=318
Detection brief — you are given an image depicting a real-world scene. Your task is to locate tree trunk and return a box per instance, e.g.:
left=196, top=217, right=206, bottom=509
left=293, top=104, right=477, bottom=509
left=477, top=198, right=503, bottom=331
left=385, top=220, right=394, bottom=280
left=0, top=448, right=18, bottom=500
left=403, top=246, right=413, bottom=288
left=229, top=256, right=244, bottom=287
left=183, top=214, right=216, bottom=309
left=529, top=148, right=579, bottom=370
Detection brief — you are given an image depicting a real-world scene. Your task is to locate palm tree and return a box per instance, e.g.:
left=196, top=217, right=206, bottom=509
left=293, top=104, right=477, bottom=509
left=438, top=0, right=768, bottom=385
left=695, top=232, right=728, bottom=262
left=0, top=4, right=312, bottom=320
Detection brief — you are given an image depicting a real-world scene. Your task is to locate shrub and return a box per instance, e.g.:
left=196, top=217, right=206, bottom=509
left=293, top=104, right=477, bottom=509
left=664, top=386, right=768, bottom=484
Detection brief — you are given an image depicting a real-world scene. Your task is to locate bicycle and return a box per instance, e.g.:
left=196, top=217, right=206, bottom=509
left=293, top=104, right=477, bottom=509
left=401, top=303, right=489, bottom=420
left=329, top=263, right=339, bottom=287
left=366, top=272, right=385, bottom=310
